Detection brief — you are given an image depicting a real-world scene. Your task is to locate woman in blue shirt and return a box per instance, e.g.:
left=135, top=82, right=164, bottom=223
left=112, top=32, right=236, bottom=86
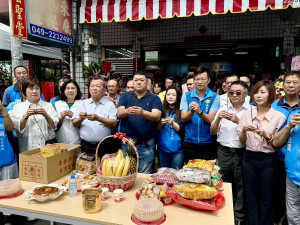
left=157, top=86, right=184, bottom=169
left=0, top=97, right=18, bottom=181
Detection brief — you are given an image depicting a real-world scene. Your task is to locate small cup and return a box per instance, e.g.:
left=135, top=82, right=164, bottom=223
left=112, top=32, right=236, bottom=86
left=101, top=187, right=109, bottom=201
left=113, top=189, right=123, bottom=203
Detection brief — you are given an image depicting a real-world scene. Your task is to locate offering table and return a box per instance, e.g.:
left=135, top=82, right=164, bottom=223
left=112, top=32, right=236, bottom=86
left=0, top=173, right=234, bottom=225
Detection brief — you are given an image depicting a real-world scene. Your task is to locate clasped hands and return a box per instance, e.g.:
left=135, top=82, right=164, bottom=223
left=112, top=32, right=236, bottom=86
left=161, top=117, right=174, bottom=126
left=24, top=108, right=49, bottom=119
left=60, top=110, right=74, bottom=119
left=242, top=124, right=271, bottom=140
left=218, top=110, right=239, bottom=124
left=127, top=106, right=144, bottom=116
left=79, top=112, right=99, bottom=121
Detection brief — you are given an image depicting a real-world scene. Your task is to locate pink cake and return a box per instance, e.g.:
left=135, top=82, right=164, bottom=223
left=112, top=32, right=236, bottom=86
left=133, top=198, right=164, bottom=222
left=0, top=179, right=22, bottom=198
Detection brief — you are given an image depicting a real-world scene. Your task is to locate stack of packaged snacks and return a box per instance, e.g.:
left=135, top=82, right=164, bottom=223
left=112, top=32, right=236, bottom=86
left=166, top=159, right=224, bottom=210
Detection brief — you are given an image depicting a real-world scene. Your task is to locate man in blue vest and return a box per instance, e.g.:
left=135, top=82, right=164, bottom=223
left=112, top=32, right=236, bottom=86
left=180, top=67, right=220, bottom=161
left=273, top=109, right=300, bottom=225
left=272, top=70, right=300, bottom=225
left=2, top=66, right=29, bottom=106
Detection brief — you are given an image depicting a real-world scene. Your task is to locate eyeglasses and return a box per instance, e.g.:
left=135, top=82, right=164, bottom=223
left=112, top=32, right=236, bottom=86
left=228, top=91, right=246, bottom=96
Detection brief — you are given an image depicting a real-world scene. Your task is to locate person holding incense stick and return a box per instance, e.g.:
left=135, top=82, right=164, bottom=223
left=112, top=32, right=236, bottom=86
left=237, top=80, right=286, bottom=225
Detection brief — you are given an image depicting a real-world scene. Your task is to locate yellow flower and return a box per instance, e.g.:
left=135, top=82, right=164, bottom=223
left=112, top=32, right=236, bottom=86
left=275, top=82, right=283, bottom=89
left=280, top=91, right=285, bottom=96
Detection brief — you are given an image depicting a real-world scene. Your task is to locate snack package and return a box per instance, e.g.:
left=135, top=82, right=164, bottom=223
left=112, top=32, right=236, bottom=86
left=183, top=159, right=214, bottom=176
left=173, top=183, right=218, bottom=200
left=40, top=144, right=61, bottom=157
left=76, top=153, right=98, bottom=175
left=176, top=167, right=211, bottom=183
left=152, top=168, right=178, bottom=186
left=207, top=165, right=222, bottom=189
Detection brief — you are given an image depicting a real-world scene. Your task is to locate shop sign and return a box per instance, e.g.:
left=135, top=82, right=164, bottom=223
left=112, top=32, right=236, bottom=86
left=184, top=34, right=221, bottom=43
left=26, top=0, right=73, bottom=46
left=11, top=0, right=28, bottom=39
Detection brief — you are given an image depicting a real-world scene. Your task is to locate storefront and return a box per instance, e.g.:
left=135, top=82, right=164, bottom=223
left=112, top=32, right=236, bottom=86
left=73, top=0, right=300, bottom=92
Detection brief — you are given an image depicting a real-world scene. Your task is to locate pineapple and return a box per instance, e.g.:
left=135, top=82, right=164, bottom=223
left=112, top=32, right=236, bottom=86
left=126, top=138, right=137, bottom=175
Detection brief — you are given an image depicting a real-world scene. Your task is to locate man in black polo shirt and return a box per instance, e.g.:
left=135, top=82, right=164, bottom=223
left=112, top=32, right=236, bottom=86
left=117, top=71, right=163, bottom=174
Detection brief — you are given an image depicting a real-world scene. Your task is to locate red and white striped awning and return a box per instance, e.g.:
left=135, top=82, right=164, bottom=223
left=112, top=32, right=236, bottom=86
left=79, top=0, right=300, bottom=23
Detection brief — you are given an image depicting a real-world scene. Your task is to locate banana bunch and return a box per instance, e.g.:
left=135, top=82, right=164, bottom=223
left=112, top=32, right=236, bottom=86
left=102, top=150, right=130, bottom=177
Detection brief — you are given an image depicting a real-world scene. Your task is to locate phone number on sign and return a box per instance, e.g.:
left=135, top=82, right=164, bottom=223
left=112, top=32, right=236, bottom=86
left=30, top=25, right=73, bottom=44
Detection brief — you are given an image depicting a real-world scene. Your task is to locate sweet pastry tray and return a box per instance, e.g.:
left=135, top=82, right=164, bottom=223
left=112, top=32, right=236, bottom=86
left=25, top=184, right=66, bottom=202
left=62, top=174, right=100, bottom=192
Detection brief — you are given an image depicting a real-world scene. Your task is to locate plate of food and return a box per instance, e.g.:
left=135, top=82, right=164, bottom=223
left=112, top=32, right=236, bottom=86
left=62, top=174, right=100, bottom=192
left=25, top=184, right=66, bottom=202
left=136, top=183, right=175, bottom=206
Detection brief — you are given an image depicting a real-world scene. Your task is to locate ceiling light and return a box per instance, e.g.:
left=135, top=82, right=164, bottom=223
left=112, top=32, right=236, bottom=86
left=235, top=52, right=248, bottom=55
left=186, top=53, right=198, bottom=57
left=210, top=53, right=222, bottom=56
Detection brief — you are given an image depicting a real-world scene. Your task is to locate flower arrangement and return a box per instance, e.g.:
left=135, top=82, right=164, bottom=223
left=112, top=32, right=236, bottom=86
left=274, top=75, right=285, bottom=99
left=82, top=58, right=122, bottom=87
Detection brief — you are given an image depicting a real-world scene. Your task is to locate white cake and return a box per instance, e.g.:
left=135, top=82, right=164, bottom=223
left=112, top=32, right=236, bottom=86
left=0, top=179, right=22, bottom=197
left=133, top=198, right=164, bottom=222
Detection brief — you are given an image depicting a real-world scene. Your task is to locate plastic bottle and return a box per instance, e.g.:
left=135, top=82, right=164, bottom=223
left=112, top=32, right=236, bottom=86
left=69, top=175, right=77, bottom=197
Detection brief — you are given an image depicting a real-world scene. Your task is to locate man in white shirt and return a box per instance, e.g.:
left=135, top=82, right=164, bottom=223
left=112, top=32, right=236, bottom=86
left=220, top=74, right=250, bottom=108
left=210, top=81, right=250, bottom=225
left=104, top=79, right=120, bottom=107
left=72, top=78, right=117, bottom=154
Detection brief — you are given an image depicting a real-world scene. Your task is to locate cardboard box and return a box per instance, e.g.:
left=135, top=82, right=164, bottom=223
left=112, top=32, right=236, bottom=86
left=19, top=143, right=80, bottom=184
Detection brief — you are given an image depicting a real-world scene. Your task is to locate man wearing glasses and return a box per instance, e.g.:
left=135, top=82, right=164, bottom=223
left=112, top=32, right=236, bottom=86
left=220, top=74, right=250, bottom=108
left=2, top=66, right=28, bottom=106
left=180, top=67, right=220, bottom=161
left=210, top=81, right=250, bottom=225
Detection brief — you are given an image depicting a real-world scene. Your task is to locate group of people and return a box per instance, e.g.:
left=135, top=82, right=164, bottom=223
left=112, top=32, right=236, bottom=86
left=0, top=65, right=299, bottom=225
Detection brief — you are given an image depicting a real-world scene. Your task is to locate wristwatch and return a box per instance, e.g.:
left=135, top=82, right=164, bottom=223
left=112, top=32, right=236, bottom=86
left=197, top=110, right=204, bottom=116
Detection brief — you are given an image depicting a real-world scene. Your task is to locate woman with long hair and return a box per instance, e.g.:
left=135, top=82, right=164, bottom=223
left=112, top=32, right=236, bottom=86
left=157, top=86, right=184, bottom=169
left=54, top=79, right=82, bottom=144
left=237, top=80, right=286, bottom=225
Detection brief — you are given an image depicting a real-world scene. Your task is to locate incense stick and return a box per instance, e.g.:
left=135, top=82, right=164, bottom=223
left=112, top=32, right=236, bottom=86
left=250, top=104, right=253, bottom=125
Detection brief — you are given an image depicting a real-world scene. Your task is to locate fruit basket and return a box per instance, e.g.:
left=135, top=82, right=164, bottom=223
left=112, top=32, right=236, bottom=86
left=96, top=133, right=139, bottom=192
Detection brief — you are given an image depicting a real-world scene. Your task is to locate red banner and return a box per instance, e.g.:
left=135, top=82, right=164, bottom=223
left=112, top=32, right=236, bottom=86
left=41, top=82, right=55, bottom=101
left=101, top=61, right=111, bottom=73
left=11, top=0, right=28, bottom=39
